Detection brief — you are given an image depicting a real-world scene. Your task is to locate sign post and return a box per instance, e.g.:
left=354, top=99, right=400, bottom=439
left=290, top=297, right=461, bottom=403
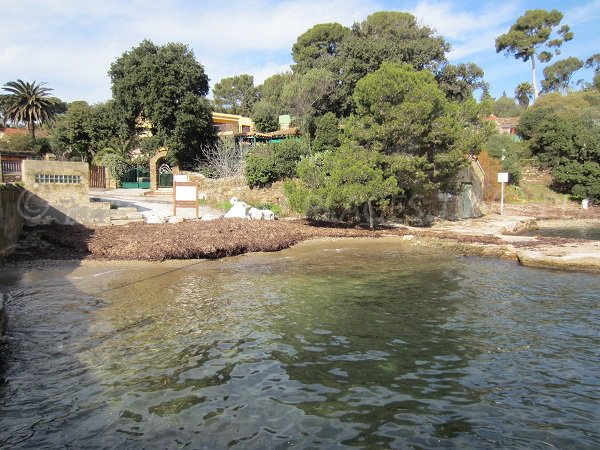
left=173, top=181, right=199, bottom=219
left=497, top=172, right=509, bottom=216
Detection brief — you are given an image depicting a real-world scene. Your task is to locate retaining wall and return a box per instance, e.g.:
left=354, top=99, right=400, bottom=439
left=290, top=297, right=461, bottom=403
left=0, top=188, right=25, bottom=259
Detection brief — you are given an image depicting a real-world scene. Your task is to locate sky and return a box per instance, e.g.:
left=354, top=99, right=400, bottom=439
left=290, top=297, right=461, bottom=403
left=1, top=0, right=598, bottom=104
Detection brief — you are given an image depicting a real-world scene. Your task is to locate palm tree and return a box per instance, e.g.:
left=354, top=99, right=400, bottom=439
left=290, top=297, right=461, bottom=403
left=1, top=79, right=60, bottom=139
left=514, top=82, right=534, bottom=109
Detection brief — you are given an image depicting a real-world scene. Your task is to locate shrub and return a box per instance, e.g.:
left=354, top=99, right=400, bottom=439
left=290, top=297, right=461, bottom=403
left=102, top=154, right=130, bottom=187
left=245, top=138, right=310, bottom=187
left=483, top=133, right=526, bottom=184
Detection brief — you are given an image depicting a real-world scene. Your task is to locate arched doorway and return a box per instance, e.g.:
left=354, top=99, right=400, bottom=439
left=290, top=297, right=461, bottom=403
left=149, top=149, right=179, bottom=191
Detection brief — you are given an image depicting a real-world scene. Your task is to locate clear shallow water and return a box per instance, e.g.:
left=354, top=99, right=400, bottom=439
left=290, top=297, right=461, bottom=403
left=518, top=226, right=600, bottom=240
left=1, top=238, right=599, bottom=449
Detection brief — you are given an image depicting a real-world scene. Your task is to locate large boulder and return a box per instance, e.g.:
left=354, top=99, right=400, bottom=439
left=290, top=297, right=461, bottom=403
left=225, top=198, right=251, bottom=219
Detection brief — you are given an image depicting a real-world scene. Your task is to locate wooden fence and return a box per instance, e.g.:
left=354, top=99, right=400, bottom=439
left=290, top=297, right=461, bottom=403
left=89, top=165, right=106, bottom=188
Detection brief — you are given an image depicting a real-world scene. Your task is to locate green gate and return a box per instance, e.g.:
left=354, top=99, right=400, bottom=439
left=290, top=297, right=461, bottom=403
left=158, top=163, right=173, bottom=188
left=122, top=167, right=150, bottom=189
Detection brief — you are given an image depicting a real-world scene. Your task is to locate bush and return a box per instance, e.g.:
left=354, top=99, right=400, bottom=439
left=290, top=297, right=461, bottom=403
left=285, top=143, right=397, bottom=226
left=102, top=154, right=130, bottom=187
left=253, top=202, right=283, bottom=217
left=245, top=138, right=310, bottom=187
left=483, top=133, right=526, bottom=184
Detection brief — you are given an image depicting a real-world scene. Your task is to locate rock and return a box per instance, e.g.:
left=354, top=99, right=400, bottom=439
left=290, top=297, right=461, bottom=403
left=168, top=216, right=185, bottom=224
left=201, top=214, right=222, bottom=221
left=145, top=213, right=166, bottom=224
left=261, top=210, right=275, bottom=220
left=225, top=201, right=251, bottom=219
left=248, top=207, right=264, bottom=220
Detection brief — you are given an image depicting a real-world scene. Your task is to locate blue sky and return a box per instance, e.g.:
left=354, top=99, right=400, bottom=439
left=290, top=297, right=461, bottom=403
left=1, top=0, right=598, bottom=104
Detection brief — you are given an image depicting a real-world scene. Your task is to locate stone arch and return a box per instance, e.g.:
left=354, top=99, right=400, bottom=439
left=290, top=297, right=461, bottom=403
left=149, top=149, right=168, bottom=192
left=149, top=149, right=180, bottom=191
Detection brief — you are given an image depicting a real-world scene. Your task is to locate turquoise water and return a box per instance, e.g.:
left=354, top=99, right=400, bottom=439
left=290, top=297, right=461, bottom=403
left=1, top=239, right=599, bottom=448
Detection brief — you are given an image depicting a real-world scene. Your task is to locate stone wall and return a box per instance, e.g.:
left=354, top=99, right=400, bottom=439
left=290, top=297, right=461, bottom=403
left=22, top=160, right=111, bottom=226
left=186, top=174, right=290, bottom=212
left=0, top=188, right=25, bottom=259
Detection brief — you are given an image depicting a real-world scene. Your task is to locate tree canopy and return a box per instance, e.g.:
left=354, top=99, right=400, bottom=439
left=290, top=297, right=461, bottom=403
left=212, top=74, right=258, bottom=116
left=493, top=93, right=522, bottom=117
left=108, top=39, right=216, bottom=168
left=541, top=57, right=584, bottom=93
left=517, top=91, right=600, bottom=199
left=495, top=9, right=573, bottom=99
left=291, top=23, right=350, bottom=74
left=0, top=79, right=60, bottom=139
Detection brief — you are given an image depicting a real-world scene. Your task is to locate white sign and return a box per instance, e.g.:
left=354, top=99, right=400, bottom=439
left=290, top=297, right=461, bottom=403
left=175, top=185, right=197, bottom=202
left=173, top=174, right=189, bottom=183
left=497, top=172, right=509, bottom=183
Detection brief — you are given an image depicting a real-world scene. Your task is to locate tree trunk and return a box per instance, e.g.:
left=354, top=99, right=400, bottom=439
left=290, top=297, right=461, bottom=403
left=368, top=198, right=374, bottom=230
left=28, top=119, right=36, bottom=140
left=531, top=57, right=539, bottom=101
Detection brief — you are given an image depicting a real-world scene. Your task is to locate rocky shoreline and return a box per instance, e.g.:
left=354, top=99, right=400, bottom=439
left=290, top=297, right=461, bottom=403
left=1, top=213, right=599, bottom=273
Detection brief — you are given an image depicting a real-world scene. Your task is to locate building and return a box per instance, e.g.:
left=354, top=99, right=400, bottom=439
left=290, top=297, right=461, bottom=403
left=212, top=112, right=255, bottom=136
left=483, top=115, right=521, bottom=141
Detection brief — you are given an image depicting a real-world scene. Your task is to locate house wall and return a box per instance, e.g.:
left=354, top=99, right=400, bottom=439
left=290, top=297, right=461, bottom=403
left=0, top=188, right=25, bottom=259
left=21, top=160, right=111, bottom=226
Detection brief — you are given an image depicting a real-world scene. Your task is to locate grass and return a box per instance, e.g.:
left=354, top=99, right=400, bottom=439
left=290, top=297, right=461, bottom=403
left=506, top=181, right=572, bottom=205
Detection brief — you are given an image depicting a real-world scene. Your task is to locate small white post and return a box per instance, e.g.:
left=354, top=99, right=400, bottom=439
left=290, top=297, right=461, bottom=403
left=498, top=172, right=509, bottom=216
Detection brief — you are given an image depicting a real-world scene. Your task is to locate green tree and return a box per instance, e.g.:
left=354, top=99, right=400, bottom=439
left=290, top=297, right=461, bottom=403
left=285, top=143, right=398, bottom=228
left=291, top=23, right=350, bottom=74
left=435, top=63, right=488, bottom=102
left=541, top=57, right=584, bottom=93
left=212, top=74, right=258, bottom=116
left=281, top=68, right=335, bottom=138
left=494, top=92, right=522, bottom=117
left=0, top=79, right=60, bottom=139
left=496, top=9, right=573, bottom=99
left=109, top=40, right=217, bottom=169
left=517, top=90, right=600, bottom=199
left=251, top=100, right=279, bottom=132
left=257, top=72, right=293, bottom=105
left=346, top=62, right=486, bottom=196
left=319, top=11, right=450, bottom=116
left=312, top=112, right=340, bottom=152
left=483, top=133, right=527, bottom=184
left=585, top=54, right=600, bottom=90
left=50, top=100, right=131, bottom=162
left=514, top=82, right=534, bottom=109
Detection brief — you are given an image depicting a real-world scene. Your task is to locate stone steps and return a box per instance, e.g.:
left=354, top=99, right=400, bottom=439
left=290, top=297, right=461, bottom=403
left=109, top=207, right=145, bottom=225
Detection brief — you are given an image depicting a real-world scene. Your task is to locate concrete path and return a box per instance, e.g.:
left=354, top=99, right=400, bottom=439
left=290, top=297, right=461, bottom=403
left=89, top=188, right=223, bottom=220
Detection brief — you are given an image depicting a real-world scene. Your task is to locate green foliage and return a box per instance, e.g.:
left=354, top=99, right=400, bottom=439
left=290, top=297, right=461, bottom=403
left=541, top=57, right=584, bottom=93
left=251, top=100, right=279, bottom=132
left=291, top=23, right=350, bottom=74
left=253, top=202, right=283, bottom=217
left=285, top=144, right=397, bottom=225
left=483, top=133, right=527, bottom=184
left=212, top=74, right=258, bottom=116
left=257, top=72, right=293, bottom=105
left=313, top=113, right=340, bottom=152
left=585, top=54, right=600, bottom=90
left=517, top=90, right=600, bottom=199
left=109, top=39, right=217, bottom=169
left=102, top=153, right=130, bottom=187
left=49, top=100, right=129, bottom=162
left=245, top=139, right=310, bottom=187
left=435, top=63, right=488, bottom=102
left=281, top=68, right=335, bottom=136
left=493, top=93, right=521, bottom=117
left=217, top=200, right=233, bottom=212
left=0, top=132, right=51, bottom=157
left=514, top=82, right=534, bottom=108
left=0, top=80, right=61, bottom=139
left=495, top=9, right=573, bottom=98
